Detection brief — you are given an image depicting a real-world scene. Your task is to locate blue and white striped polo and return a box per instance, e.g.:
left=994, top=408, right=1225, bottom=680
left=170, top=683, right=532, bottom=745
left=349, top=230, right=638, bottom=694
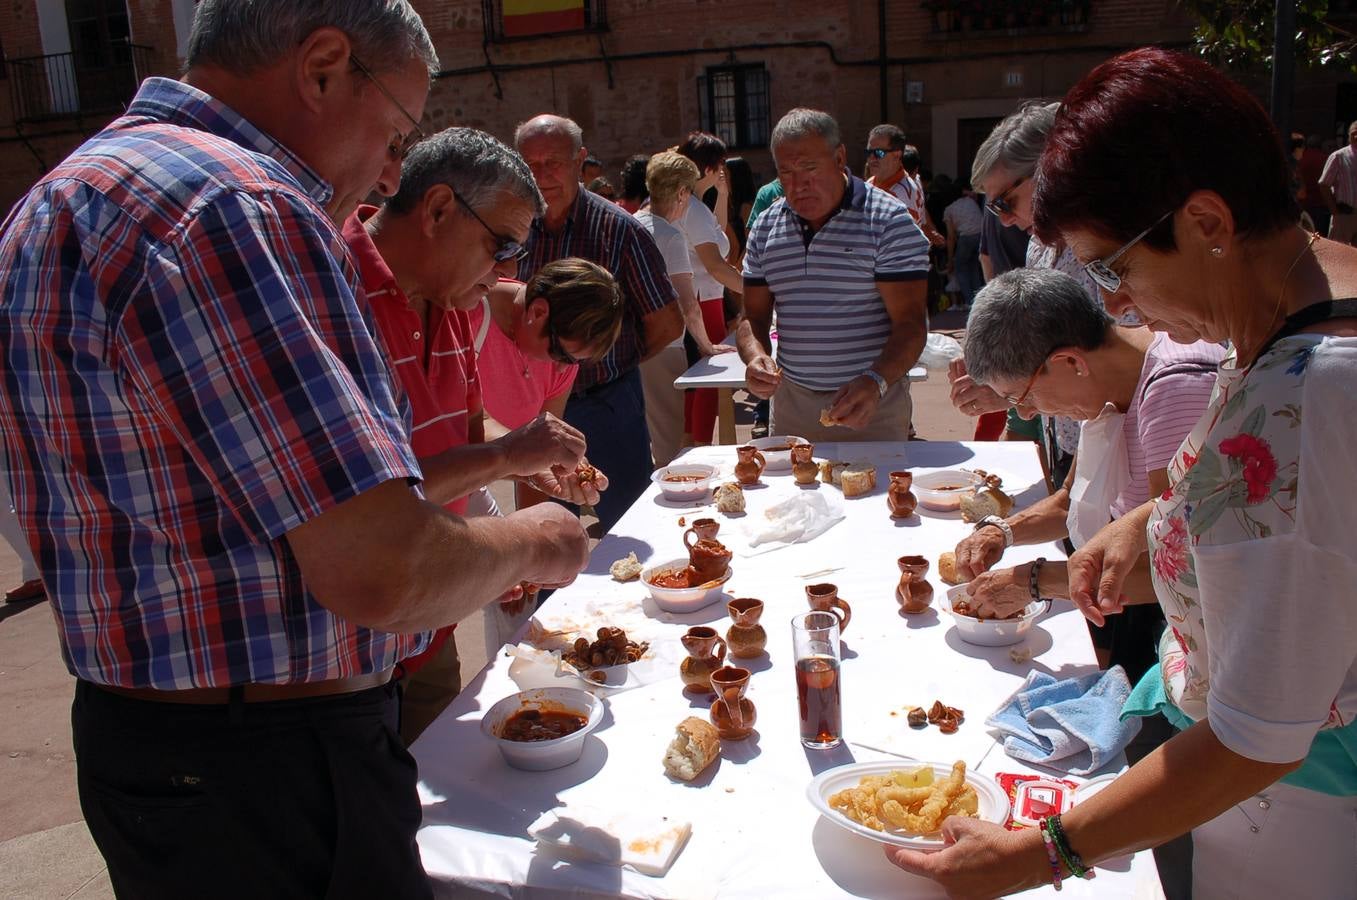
left=743, top=176, right=929, bottom=391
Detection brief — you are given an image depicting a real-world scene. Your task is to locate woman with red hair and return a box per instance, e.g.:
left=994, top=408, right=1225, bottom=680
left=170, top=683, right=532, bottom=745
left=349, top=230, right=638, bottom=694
left=888, top=48, right=1357, bottom=898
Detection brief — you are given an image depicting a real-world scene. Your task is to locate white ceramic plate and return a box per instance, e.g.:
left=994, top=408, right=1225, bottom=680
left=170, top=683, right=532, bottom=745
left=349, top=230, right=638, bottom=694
left=747, top=434, right=808, bottom=472
left=807, top=760, right=1010, bottom=850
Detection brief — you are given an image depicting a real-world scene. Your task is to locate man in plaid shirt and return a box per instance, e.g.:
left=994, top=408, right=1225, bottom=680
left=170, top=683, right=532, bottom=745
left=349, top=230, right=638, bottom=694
left=0, top=2, right=588, bottom=896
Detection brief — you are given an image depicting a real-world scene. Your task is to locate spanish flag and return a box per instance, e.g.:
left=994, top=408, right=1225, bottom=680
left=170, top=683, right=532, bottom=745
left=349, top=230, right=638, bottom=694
left=502, top=0, right=586, bottom=37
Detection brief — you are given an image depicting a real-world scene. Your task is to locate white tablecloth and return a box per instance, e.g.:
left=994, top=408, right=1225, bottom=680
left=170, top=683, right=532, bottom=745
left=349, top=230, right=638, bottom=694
left=412, top=442, right=1164, bottom=899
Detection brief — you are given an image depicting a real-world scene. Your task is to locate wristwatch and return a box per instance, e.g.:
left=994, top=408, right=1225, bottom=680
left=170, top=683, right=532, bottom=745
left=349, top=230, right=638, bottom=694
left=975, top=515, right=1014, bottom=548
left=862, top=369, right=889, bottom=398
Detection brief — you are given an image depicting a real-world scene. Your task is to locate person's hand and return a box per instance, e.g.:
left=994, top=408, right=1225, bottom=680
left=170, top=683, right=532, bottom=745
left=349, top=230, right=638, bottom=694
left=826, top=375, right=882, bottom=429
left=700, top=341, right=738, bottom=357
left=497, top=583, right=528, bottom=617
left=510, top=503, right=590, bottom=589
left=714, top=164, right=730, bottom=198
left=948, top=358, right=1009, bottom=418
left=965, top=567, right=1033, bottom=620
left=884, top=817, right=1047, bottom=898
left=1067, top=512, right=1148, bottom=626
left=526, top=458, right=609, bottom=506
left=744, top=354, right=782, bottom=399
left=495, top=413, right=586, bottom=477
left=953, top=526, right=1007, bottom=580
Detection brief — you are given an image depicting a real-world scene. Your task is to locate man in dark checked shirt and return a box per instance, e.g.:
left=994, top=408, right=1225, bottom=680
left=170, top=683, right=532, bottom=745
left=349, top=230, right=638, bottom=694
left=515, top=115, right=681, bottom=533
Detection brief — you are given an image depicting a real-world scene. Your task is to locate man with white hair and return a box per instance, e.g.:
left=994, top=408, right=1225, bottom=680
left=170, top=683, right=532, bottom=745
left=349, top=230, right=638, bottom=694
left=1319, top=120, right=1357, bottom=245
left=515, top=114, right=681, bottom=532
left=739, top=108, right=931, bottom=442
left=0, top=2, right=589, bottom=895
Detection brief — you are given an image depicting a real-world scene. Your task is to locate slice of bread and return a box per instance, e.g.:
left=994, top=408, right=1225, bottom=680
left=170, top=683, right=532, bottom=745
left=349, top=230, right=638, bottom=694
left=662, top=717, right=720, bottom=782
left=840, top=463, right=877, bottom=498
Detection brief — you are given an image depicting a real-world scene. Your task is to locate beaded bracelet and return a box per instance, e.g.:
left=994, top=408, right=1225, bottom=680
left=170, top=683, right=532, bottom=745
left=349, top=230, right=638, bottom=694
left=1047, top=815, right=1096, bottom=881
left=1028, top=557, right=1047, bottom=603
left=1037, top=818, right=1064, bottom=891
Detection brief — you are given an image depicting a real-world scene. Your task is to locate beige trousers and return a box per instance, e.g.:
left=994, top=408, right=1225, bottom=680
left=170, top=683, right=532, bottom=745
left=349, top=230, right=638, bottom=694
left=771, top=376, right=913, bottom=445
left=398, top=637, right=461, bottom=745
left=639, top=341, right=688, bottom=467
left=1329, top=212, right=1357, bottom=246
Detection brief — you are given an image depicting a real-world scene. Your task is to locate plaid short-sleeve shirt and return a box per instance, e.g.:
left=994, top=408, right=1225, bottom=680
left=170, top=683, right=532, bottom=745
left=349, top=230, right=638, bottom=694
left=0, top=78, right=426, bottom=689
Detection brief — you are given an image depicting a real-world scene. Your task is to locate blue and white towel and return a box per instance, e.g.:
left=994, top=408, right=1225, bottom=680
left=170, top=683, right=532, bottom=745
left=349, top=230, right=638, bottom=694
left=985, top=668, right=1141, bottom=776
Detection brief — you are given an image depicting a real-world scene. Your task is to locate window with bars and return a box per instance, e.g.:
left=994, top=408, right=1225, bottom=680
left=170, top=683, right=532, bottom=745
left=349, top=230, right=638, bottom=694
left=698, top=65, right=770, bottom=150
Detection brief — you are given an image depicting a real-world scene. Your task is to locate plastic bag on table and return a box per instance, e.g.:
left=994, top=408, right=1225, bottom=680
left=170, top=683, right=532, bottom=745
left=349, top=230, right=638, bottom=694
left=735, top=490, right=845, bottom=556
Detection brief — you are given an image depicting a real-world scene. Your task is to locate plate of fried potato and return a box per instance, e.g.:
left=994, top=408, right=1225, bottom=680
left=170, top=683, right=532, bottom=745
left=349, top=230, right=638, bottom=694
left=807, top=760, right=1010, bottom=850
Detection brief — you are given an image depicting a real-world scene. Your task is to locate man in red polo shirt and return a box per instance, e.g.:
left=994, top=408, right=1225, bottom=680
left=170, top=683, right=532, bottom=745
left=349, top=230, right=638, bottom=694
left=344, top=128, right=608, bottom=741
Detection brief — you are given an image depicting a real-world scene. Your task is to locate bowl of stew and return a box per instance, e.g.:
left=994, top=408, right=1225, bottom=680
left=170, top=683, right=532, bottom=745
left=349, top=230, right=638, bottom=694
left=480, top=687, right=605, bottom=771
left=913, top=469, right=984, bottom=512
left=651, top=463, right=720, bottom=502
left=640, top=557, right=733, bottom=613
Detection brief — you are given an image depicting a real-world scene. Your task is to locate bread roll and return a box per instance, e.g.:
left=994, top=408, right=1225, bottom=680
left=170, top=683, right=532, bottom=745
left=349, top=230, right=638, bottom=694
left=938, top=551, right=962, bottom=585
left=840, top=463, right=877, bottom=498
left=819, top=409, right=838, bottom=427
left=662, top=717, right=720, bottom=782
left=713, top=482, right=745, bottom=514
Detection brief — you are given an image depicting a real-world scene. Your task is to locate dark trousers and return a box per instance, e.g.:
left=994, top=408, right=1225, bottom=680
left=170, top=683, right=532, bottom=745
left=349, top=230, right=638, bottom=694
left=564, top=366, right=652, bottom=533
left=72, top=680, right=431, bottom=900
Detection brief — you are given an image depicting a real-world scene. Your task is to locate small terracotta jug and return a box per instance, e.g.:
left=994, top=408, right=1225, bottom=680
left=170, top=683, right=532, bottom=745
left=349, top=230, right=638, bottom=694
left=683, top=517, right=720, bottom=550
left=896, top=555, right=934, bottom=613
left=805, top=582, right=852, bottom=634
left=887, top=471, right=918, bottom=519
left=680, top=626, right=728, bottom=693
left=709, top=666, right=757, bottom=740
left=688, top=538, right=732, bottom=584
left=726, top=597, right=767, bottom=659
left=733, top=445, right=766, bottom=485
left=791, top=443, right=819, bottom=485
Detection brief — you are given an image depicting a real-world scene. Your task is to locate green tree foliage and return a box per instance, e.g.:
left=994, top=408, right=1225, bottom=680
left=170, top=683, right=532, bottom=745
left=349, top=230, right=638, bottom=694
left=1180, top=0, right=1357, bottom=70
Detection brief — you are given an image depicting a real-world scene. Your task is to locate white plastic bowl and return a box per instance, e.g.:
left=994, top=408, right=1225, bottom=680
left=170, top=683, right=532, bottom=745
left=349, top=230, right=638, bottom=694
left=651, top=463, right=719, bottom=502
left=941, top=585, right=1049, bottom=646
left=640, top=557, right=732, bottom=613
left=913, top=469, right=983, bottom=512
left=480, top=687, right=604, bottom=771
left=747, top=435, right=809, bottom=472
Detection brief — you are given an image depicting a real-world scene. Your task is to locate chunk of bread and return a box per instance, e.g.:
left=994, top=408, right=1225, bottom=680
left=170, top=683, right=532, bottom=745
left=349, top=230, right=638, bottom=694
left=819, top=460, right=845, bottom=485
left=959, top=486, right=1015, bottom=523
left=839, top=463, right=877, bottom=498
left=662, top=717, right=721, bottom=782
left=819, top=408, right=838, bottom=427
left=938, top=551, right=962, bottom=586
left=713, top=482, right=746, bottom=514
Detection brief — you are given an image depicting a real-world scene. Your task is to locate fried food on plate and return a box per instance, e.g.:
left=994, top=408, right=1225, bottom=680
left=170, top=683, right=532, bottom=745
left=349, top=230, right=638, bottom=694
left=828, top=761, right=978, bottom=835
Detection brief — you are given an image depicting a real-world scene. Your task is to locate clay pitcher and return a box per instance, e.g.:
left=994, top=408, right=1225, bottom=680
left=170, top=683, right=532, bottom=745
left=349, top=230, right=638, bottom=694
left=683, top=517, right=720, bottom=550
left=733, top=445, right=766, bottom=485
left=805, top=582, right=852, bottom=634
left=725, top=597, right=767, bottom=659
left=680, top=626, right=728, bottom=693
left=709, top=666, right=757, bottom=740
left=887, top=471, right=918, bottom=519
left=688, top=538, right=732, bottom=584
left=897, top=555, right=934, bottom=613
left=791, top=443, right=819, bottom=485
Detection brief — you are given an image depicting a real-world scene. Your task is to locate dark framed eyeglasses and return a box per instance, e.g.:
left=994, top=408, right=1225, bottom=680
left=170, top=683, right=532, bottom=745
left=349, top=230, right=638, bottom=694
left=985, top=175, right=1026, bottom=216
left=349, top=54, right=426, bottom=159
left=453, top=191, right=527, bottom=263
left=545, top=321, right=581, bottom=366
left=1000, top=356, right=1047, bottom=407
left=864, top=147, right=894, bottom=159
left=1083, top=210, right=1174, bottom=294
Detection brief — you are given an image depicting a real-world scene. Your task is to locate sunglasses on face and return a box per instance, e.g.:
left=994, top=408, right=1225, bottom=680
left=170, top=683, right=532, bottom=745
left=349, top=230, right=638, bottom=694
left=985, top=176, right=1026, bottom=216
left=543, top=314, right=585, bottom=366
left=1083, top=210, right=1174, bottom=294
left=453, top=191, right=527, bottom=263
left=864, top=147, right=895, bottom=159
left=349, top=54, right=426, bottom=160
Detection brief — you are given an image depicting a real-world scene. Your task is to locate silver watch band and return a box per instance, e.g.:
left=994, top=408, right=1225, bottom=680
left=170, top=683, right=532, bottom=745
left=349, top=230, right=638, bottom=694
left=863, top=369, right=889, bottom=398
left=975, top=515, right=1014, bottom=548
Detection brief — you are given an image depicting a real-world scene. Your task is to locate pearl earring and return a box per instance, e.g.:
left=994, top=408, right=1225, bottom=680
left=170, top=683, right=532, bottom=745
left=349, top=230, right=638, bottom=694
left=1210, top=247, right=1224, bottom=257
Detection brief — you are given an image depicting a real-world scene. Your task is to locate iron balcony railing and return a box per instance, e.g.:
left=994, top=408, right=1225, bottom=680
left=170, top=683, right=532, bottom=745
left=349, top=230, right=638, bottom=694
left=7, top=41, right=154, bottom=124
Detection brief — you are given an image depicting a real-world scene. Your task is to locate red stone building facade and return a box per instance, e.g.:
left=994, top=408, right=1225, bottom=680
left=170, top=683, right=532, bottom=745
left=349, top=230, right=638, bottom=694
left=2, top=1, right=1356, bottom=213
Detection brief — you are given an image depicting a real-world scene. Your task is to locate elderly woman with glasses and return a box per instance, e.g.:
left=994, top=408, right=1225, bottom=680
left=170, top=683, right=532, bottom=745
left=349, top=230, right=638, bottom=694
left=889, top=48, right=1357, bottom=899
left=953, top=267, right=1222, bottom=681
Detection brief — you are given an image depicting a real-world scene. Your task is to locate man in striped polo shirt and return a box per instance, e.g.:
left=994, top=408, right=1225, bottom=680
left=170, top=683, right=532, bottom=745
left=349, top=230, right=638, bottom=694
left=738, top=108, right=931, bottom=442
left=515, top=115, right=681, bottom=532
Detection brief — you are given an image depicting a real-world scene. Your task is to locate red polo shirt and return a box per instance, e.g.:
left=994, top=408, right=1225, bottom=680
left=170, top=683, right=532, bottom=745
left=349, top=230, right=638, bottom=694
left=344, top=205, right=482, bottom=672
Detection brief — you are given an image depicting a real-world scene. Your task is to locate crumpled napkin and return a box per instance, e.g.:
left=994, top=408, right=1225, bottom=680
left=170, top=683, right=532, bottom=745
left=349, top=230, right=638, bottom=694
left=985, top=667, right=1141, bottom=776
left=736, top=490, right=845, bottom=556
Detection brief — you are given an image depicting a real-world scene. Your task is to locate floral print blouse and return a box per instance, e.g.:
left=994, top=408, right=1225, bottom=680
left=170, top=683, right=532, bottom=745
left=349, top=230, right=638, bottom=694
left=1147, top=333, right=1357, bottom=767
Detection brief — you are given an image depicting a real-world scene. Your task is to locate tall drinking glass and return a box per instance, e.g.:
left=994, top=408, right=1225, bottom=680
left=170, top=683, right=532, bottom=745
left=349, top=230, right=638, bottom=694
left=792, top=610, right=842, bottom=749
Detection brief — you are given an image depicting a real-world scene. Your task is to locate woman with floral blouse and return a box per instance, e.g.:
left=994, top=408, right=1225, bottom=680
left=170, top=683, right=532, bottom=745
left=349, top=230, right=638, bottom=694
left=888, top=48, right=1357, bottom=899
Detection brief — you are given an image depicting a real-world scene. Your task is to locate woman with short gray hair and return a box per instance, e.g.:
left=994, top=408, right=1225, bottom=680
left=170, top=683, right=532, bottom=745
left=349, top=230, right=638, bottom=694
left=953, top=268, right=1222, bottom=681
